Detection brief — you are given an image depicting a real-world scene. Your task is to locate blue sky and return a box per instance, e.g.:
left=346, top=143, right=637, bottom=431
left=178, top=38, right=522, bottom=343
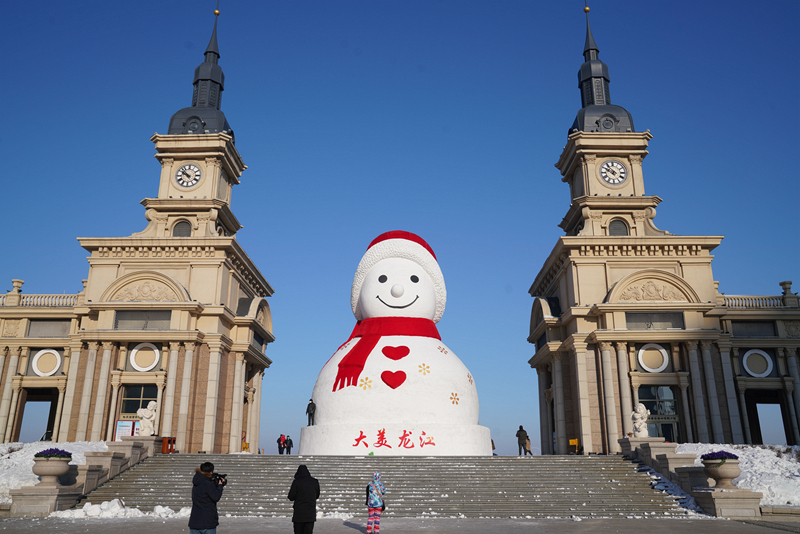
left=4, top=1, right=798, bottom=454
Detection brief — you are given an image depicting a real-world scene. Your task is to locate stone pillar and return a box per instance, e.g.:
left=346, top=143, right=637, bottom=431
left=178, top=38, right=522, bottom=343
left=229, top=353, right=246, bottom=453
left=176, top=343, right=196, bottom=453
left=737, top=380, right=752, bottom=444
left=536, top=366, right=548, bottom=454
left=599, top=342, right=620, bottom=453
left=51, top=384, right=66, bottom=442
left=784, top=379, right=800, bottom=444
left=544, top=386, right=554, bottom=455
left=105, top=378, right=121, bottom=441
left=0, top=347, right=7, bottom=387
left=786, top=348, right=800, bottom=435
left=58, top=344, right=81, bottom=440
left=671, top=343, right=682, bottom=371
left=678, top=378, right=694, bottom=443
left=154, top=377, right=166, bottom=433
left=552, top=354, right=568, bottom=455
left=245, top=386, right=255, bottom=451
left=75, top=342, right=100, bottom=441
left=616, top=342, right=633, bottom=437
left=631, top=374, right=640, bottom=407
left=90, top=342, right=114, bottom=441
left=159, top=342, right=182, bottom=438
left=0, top=347, right=22, bottom=440
left=700, top=341, right=724, bottom=443
left=252, top=369, right=264, bottom=454
left=686, top=341, right=709, bottom=443
left=202, top=342, right=223, bottom=452
left=571, top=344, right=593, bottom=454
left=718, top=342, right=744, bottom=444
left=4, top=383, right=22, bottom=442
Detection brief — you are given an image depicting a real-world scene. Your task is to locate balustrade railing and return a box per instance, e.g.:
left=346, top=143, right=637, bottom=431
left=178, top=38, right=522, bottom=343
left=723, top=295, right=785, bottom=308
left=0, top=294, right=79, bottom=307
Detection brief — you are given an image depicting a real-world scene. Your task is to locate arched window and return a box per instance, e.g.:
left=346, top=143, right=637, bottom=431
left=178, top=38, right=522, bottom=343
left=609, top=219, right=629, bottom=236
left=172, top=220, right=192, bottom=237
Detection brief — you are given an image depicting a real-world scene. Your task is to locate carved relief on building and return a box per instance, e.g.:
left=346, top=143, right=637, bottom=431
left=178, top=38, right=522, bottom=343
left=786, top=321, right=800, bottom=339
left=256, top=306, right=266, bottom=328
left=2, top=320, right=19, bottom=338
left=114, top=281, right=178, bottom=302
left=619, top=280, right=686, bottom=302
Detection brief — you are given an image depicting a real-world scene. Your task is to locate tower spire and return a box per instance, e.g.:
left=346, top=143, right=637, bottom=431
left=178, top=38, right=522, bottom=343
left=168, top=6, right=233, bottom=140
left=569, top=3, right=634, bottom=134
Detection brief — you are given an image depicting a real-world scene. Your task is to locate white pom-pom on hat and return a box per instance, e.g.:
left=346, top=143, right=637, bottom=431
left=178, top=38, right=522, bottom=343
left=351, top=231, right=446, bottom=323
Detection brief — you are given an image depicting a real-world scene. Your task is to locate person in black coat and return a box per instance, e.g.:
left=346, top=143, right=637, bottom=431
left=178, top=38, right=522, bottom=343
left=188, top=461, right=225, bottom=533
left=288, top=464, right=320, bottom=534
left=285, top=435, right=294, bottom=455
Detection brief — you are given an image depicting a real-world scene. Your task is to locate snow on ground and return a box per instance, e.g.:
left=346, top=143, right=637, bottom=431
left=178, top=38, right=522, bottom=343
left=50, top=499, right=190, bottom=519
left=0, top=441, right=108, bottom=504
left=675, top=443, right=800, bottom=506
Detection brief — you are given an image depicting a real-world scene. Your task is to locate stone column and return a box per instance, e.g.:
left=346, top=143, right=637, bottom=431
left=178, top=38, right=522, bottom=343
left=0, top=347, right=22, bottom=439
left=571, top=344, right=593, bottom=454
left=176, top=343, right=197, bottom=453
left=58, top=344, right=81, bottom=440
left=784, top=378, right=800, bottom=444
left=0, top=347, right=7, bottom=386
left=159, top=342, right=182, bottom=438
left=105, top=377, right=121, bottom=441
left=75, top=342, right=100, bottom=441
left=678, top=380, right=694, bottom=443
left=599, top=342, right=620, bottom=453
left=700, top=341, right=724, bottom=443
left=671, top=343, right=682, bottom=371
left=4, top=383, right=22, bottom=442
left=786, top=348, right=800, bottom=435
left=552, top=354, right=568, bottom=455
left=718, top=342, right=744, bottom=444
left=252, top=369, right=264, bottom=453
left=90, top=342, right=114, bottom=441
left=686, top=341, right=709, bottom=443
left=736, top=380, right=752, bottom=444
left=245, top=386, right=256, bottom=451
left=544, top=387, right=554, bottom=454
left=536, top=366, right=548, bottom=454
left=154, top=377, right=166, bottom=434
left=51, top=384, right=66, bottom=442
left=202, top=342, right=223, bottom=452
left=630, top=374, right=640, bottom=407
left=615, top=342, right=633, bottom=437
left=229, top=353, right=246, bottom=453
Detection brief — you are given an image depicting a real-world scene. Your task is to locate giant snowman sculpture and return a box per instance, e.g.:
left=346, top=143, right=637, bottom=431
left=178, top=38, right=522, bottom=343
left=299, top=231, right=492, bottom=455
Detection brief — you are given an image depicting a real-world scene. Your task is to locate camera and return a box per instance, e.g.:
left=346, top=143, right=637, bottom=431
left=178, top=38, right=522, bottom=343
left=211, top=473, right=228, bottom=487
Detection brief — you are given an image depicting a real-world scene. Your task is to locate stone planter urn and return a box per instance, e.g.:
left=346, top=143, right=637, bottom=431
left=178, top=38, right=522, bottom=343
left=702, top=458, right=741, bottom=489
left=32, top=457, right=71, bottom=487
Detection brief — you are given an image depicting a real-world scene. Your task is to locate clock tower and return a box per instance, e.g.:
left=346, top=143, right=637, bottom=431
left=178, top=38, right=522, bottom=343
left=556, top=14, right=669, bottom=239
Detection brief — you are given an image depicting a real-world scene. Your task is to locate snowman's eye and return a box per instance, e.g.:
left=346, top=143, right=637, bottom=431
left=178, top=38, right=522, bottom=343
left=410, top=275, right=419, bottom=283
left=378, top=275, right=388, bottom=283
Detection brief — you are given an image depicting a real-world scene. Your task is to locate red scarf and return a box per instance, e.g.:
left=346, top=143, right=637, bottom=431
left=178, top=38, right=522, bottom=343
left=332, top=317, right=440, bottom=392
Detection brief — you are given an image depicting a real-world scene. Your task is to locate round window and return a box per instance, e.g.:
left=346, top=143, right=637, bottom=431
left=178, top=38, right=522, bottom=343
left=742, top=349, right=773, bottom=378
left=130, top=343, right=160, bottom=372
left=637, top=343, right=669, bottom=373
left=32, top=349, right=62, bottom=377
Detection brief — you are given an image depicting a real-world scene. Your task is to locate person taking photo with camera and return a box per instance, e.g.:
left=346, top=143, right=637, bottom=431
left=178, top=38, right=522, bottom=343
left=189, top=461, right=226, bottom=534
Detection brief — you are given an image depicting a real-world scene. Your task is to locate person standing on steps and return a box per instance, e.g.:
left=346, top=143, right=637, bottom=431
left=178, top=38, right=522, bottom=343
left=516, top=425, right=529, bottom=456
left=285, top=435, right=293, bottom=455
left=288, top=464, right=320, bottom=534
left=525, top=436, right=533, bottom=456
left=306, top=399, right=316, bottom=426
left=278, top=434, right=286, bottom=454
left=188, top=461, right=225, bottom=534
left=365, top=471, right=386, bottom=534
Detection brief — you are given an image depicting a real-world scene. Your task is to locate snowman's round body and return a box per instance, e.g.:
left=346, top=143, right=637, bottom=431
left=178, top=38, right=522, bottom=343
left=299, top=232, right=492, bottom=456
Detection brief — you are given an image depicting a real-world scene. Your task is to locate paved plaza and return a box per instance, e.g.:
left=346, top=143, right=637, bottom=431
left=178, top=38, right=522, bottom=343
left=1, top=516, right=799, bottom=534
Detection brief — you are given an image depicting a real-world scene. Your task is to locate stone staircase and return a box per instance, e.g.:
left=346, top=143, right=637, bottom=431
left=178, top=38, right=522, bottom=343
left=78, top=454, right=684, bottom=518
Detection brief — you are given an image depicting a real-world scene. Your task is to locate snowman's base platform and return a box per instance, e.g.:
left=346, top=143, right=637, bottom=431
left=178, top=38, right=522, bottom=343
left=298, top=423, right=492, bottom=456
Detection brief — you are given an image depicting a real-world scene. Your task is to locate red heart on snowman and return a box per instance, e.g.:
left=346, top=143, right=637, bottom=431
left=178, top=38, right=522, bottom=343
left=382, top=345, right=410, bottom=360
left=381, top=370, right=407, bottom=389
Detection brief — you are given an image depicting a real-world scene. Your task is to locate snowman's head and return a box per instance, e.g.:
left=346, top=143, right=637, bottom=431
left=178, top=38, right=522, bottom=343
left=352, top=231, right=446, bottom=323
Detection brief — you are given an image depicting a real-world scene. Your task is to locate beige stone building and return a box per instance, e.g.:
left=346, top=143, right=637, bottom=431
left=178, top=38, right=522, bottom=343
left=0, top=19, right=273, bottom=453
left=529, top=19, right=800, bottom=454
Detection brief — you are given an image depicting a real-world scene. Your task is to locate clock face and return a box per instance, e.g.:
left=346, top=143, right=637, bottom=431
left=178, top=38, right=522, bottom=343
left=175, top=164, right=202, bottom=188
left=599, top=160, right=627, bottom=185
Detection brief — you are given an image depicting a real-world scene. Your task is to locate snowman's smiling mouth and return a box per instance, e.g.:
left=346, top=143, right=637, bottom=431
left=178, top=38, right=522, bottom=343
left=376, top=295, right=419, bottom=309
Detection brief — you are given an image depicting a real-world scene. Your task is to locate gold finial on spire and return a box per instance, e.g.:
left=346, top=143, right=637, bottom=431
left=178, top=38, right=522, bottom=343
left=584, top=0, right=590, bottom=13
left=215, top=0, right=220, bottom=17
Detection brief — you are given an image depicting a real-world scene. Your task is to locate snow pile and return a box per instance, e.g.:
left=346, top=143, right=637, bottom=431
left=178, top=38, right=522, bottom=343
left=50, top=498, right=191, bottom=519
left=0, top=441, right=108, bottom=504
left=638, top=465, right=704, bottom=514
left=675, top=443, right=800, bottom=506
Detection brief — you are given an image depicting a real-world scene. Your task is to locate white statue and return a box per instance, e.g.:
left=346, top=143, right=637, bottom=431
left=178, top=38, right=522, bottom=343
left=631, top=403, right=650, bottom=438
left=137, top=401, right=158, bottom=436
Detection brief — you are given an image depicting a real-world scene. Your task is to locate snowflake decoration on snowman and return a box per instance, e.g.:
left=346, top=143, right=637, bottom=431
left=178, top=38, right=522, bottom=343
left=299, top=231, right=492, bottom=456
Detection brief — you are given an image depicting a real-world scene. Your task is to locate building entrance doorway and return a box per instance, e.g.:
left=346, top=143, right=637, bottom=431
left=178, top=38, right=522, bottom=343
left=745, top=389, right=793, bottom=445
left=16, top=388, right=59, bottom=442
left=638, top=385, right=682, bottom=443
